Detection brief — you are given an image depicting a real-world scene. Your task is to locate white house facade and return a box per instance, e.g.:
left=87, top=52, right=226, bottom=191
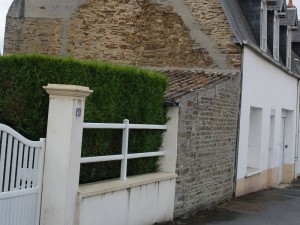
left=222, top=0, right=300, bottom=196
left=236, top=44, right=299, bottom=196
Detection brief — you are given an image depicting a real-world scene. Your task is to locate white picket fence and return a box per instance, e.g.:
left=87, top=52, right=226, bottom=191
left=81, top=119, right=167, bottom=180
left=0, top=124, right=45, bottom=225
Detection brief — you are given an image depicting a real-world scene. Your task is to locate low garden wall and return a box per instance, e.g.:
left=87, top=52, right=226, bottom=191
left=77, top=173, right=176, bottom=225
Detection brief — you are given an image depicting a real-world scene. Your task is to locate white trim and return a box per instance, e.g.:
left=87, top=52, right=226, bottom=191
left=0, top=187, right=39, bottom=200
left=81, top=119, right=167, bottom=180
left=78, top=172, right=177, bottom=197
left=273, top=11, right=280, bottom=61
left=260, top=0, right=268, bottom=52
left=0, top=124, right=45, bottom=147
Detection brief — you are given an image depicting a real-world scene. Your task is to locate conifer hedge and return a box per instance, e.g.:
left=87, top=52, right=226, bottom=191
left=0, top=54, right=168, bottom=183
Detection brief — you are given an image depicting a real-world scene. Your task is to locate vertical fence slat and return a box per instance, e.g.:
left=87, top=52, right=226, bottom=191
left=0, top=198, right=3, bottom=225
left=19, top=196, right=24, bottom=225
left=9, top=139, right=19, bottom=191
left=16, top=196, right=22, bottom=225
left=5, top=197, right=10, bottom=225
left=36, top=139, right=45, bottom=225
left=32, top=148, right=39, bottom=188
left=0, top=132, right=8, bottom=192
left=9, top=196, right=15, bottom=225
left=11, top=197, right=17, bottom=225
left=21, top=146, right=29, bottom=190
left=4, top=135, right=13, bottom=192
left=16, top=143, right=24, bottom=190
left=27, top=148, right=34, bottom=188
left=24, top=195, right=29, bottom=225
left=120, top=119, right=129, bottom=180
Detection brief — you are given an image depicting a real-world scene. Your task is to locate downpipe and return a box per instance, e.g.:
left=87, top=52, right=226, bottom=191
left=294, top=79, right=300, bottom=179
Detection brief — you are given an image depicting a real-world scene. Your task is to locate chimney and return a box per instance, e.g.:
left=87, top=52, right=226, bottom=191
left=288, top=0, right=294, bottom=7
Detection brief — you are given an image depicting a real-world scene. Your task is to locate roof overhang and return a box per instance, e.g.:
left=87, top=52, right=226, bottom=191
left=243, top=41, right=300, bottom=79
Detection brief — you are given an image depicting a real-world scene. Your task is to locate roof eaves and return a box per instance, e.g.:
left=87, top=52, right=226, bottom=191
left=243, top=41, right=300, bottom=78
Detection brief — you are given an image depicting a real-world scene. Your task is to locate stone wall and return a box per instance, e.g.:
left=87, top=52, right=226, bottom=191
left=66, top=0, right=213, bottom=67
left=4, top=17, right=62, bottom=55
left=4, top=0, right=241, bottom=69
left=182, top=0, right=242, bottom=68
left=174, top=74, right=241, bottom=219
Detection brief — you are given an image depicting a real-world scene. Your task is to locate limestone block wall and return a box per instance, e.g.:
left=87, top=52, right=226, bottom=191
left=66, top=0, right=213, bottom=67
left=4, top=0, right=241, bottom=69
left=174, top=74, right=241, bottom=219
left=5, top=17, right=62, bottom=55
left=182, top=0, right=242, bottom=68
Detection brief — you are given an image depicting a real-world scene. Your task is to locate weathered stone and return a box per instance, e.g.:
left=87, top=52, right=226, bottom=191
left=174, top=74, right=240, bottom=219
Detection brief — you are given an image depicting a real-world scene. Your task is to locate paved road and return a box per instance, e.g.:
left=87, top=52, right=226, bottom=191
left=181, top=179, right=300, bottom=225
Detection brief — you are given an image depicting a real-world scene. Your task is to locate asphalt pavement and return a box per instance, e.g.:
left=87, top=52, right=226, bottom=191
left=178, top=178, right=300, bottom=225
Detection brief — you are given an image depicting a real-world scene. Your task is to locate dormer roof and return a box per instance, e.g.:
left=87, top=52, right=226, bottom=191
left=292, top=24, right=300, bottom=42
left=267, top=0, right=286, bottom=12
left=280, top=7, right=298, bottom=27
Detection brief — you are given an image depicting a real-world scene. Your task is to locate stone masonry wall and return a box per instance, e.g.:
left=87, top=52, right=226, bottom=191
left=174, top=74, right=241, bottom=219
left=4, top=0, right=241, bottom=69
left=66, top=0, right=213, bottom=67
left=182, top=0, right=242, bottom=68
left=4, top=17, right=62, bottom=55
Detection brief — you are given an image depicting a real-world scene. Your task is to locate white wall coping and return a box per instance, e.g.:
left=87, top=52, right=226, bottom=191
left=78, top=172, right=177, bottom=198
left=43, top=84, right=93, bottom=99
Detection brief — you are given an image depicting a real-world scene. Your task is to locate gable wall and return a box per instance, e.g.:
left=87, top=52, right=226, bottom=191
left=4, top=0, right=241, bottom=69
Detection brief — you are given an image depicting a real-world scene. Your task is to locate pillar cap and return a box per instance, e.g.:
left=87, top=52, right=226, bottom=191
left=43, top=84, right=93, bottom=99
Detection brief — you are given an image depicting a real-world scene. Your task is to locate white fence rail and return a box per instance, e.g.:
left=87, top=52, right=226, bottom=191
left=0, top=124, right=45, bottom=225
left=81, top=119, right=167, bottom=180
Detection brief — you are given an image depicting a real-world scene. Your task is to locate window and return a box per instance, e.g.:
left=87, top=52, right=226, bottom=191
left=247, top=107, right=263, bottom=176
left=286, top=27, right=292, bottom=69
left=273, top=12, right=279, bottom=61
left=260, top=0, right=268, bottom=52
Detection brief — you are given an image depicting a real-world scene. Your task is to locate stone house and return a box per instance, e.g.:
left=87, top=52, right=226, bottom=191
left=3, top=0, right=300, bottom=220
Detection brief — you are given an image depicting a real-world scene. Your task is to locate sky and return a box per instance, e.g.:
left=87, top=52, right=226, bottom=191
left=1, top=0, right=300, bottom=54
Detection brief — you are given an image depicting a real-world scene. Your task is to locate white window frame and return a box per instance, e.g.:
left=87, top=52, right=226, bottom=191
left=273, top=11, right=280, bottom=61
left=246, top=107, right=263, bottom=177
left=260, top=0, right=268, bottom=52
left=286, top=27, right=292, bottom=69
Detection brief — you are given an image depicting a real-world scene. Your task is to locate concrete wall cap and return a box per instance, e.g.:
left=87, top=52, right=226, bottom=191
left=43, top=83, right=93, bottom=99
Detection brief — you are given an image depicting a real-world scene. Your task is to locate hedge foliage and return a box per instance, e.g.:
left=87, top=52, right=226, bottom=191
left=0, top=54, right=168, bottom=183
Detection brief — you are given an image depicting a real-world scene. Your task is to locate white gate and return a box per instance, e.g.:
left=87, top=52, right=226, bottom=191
left=0, top=124, right=45, bottom=225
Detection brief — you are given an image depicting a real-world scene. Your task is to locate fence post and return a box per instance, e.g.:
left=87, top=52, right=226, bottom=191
left=159, top=107, right=179, bottom=173
left=40, top=84, right=92, bottom=225
left=120, top=119, right=129, bottom=180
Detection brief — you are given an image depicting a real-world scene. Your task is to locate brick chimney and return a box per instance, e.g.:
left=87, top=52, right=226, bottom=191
left=288, top=0, right=294, bottom=7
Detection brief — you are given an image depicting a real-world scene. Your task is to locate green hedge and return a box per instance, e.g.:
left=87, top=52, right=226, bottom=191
left=0, top=54, right=168, bottom=183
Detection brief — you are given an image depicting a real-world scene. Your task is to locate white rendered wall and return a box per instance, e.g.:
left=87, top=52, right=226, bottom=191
left=78, top=176, right=176, bottom=225
left=237, top=46, right=298, bottom=180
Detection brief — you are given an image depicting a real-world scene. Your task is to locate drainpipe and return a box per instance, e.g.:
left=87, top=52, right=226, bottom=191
left=294, top=78, right=300, bottom=179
